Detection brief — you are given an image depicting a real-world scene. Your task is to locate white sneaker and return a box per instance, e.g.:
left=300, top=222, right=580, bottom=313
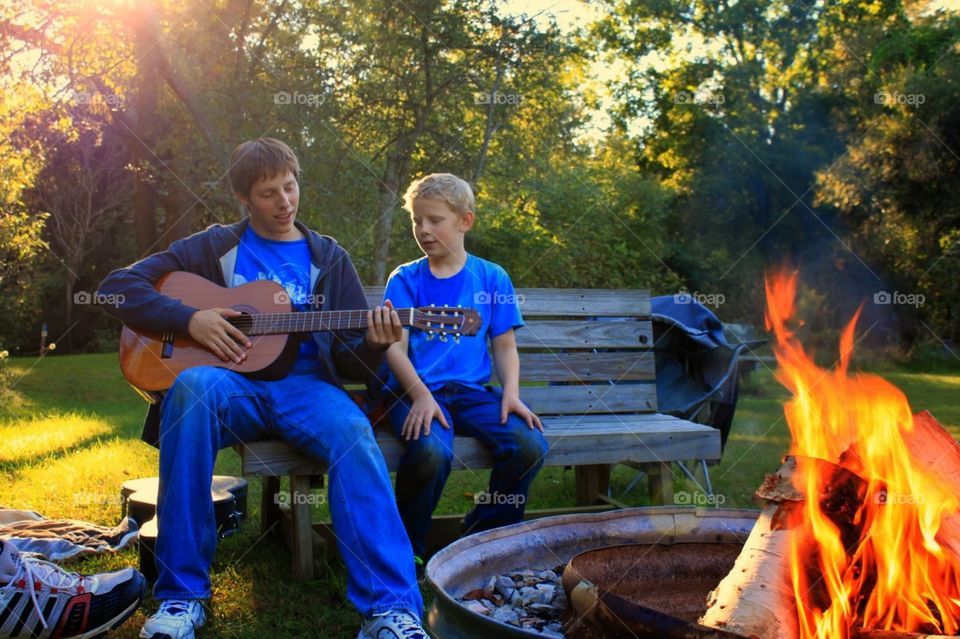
left=357, top=609, right=428, bottom=639
left=0, top=550, right=145, bottom=639
left=140, top=599, right=205, bottom=639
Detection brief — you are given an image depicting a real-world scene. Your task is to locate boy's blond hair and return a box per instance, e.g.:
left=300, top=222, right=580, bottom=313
left=229, top=138, right=300, bottom=197
left=403, top=173, right=475, bottom=216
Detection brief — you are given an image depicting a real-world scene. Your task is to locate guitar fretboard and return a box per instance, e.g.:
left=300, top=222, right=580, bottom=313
left=228, top=309, right=415, bottom=335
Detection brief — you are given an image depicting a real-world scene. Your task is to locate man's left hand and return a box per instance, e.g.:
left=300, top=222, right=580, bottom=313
left=366, top=299, right=403, bottom=349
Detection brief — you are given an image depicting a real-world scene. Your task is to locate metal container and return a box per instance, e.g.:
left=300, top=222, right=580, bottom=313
left=424, top=507, right=759, bottom=639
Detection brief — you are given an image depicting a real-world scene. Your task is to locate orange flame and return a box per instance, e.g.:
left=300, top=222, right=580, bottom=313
left=765, top=269, right=960, bottom=638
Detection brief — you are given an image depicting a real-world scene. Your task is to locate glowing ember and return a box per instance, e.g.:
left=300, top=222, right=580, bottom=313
left=765, top=269, right=960, bottom=638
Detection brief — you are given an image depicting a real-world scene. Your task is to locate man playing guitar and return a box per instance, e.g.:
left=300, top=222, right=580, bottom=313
left=98, top=138, right=428, bottom=639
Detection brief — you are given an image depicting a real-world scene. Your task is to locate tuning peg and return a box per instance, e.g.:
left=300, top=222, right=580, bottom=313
left=439, top=333, right=448, bottom=342
left=454, top=334, right=461, bottom=344
left=426, top=329, right=435, bottom=341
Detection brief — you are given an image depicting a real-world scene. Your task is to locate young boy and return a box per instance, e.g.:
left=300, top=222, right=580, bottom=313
left=381, top=173, right=547, bottom=565
left=98, top=138, right=427, bottom=639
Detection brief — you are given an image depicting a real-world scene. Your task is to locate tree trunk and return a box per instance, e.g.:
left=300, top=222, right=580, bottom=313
left=63, top=277, right=75, bottom=351
left=160, top=158, right=192, bottom=248
left=131, top=2, right=160, bottom=256
left=472, top=25, right=508, bottom=185
left=373, top=154, right=401, bottom=285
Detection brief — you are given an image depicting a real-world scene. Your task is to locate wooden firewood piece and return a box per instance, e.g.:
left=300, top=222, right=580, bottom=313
left=853, top=631, right=954, bottom=639
left=902, top=410, right=960, bottom=561
left=699, top=502, right=799, bottom=639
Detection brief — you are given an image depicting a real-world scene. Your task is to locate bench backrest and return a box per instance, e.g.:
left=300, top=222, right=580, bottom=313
left=365, top=287, right=657, bottom=416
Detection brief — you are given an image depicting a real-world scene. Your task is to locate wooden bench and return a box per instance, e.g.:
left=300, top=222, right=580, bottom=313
left=237, top=288, right=723, bottom=580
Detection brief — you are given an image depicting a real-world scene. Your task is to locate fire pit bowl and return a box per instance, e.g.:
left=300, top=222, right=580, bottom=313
left=562, top=543, right=744, bottom=638
left=424, top=506, right=759, bottom=639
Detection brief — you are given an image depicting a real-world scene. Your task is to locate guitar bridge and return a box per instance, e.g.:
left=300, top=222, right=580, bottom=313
left=160, top=332, right=175, bottom=359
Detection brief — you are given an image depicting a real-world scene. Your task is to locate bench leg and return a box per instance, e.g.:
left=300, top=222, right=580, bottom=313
left=290, top=474, right=314, bottom=581
left=575, top=464, right=611, bottom=505
left=261, top=476, right=281, bottom=536
left=646, top=462, right=675, bottom=505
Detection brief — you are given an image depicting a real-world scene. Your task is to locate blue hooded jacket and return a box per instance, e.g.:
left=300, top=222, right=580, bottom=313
left=98, top=217, right=383, bottom=446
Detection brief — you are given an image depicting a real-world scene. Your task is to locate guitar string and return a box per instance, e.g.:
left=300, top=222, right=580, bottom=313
left=226, top=309, right=471, bottom=336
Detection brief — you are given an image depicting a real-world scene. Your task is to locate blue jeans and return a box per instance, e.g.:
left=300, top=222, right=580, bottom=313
left=155, top=360, right=423, bottom=618
left=385, top=383, right=548, bottom=557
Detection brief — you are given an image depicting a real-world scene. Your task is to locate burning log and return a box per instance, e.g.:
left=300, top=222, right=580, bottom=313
left=901, top=410, right=960, bottom=562
left=853, top=632, right=955, bottom=639
left=729, top=270, right=960, bottom=639
left=699, top=456, right=871, bottom=639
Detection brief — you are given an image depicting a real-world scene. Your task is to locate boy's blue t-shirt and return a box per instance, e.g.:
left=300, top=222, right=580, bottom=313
left=383, top=254, right=523, bottom=391
left=231, top=225, right=318, bottom=359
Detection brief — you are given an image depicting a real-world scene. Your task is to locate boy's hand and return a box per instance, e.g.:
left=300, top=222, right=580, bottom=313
left=366, top=299, right=403, bottom=350
left=188, top=308, right=252, bottom=363
left=501, top=392, right=543, bottom=431
left=402, top=393, right=450, bottom=441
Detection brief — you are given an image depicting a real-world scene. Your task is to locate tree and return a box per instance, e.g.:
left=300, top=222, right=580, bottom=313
left=28, top=119, right=129, bottom=349
left=308, top=0, right=587, bottom=283
left=815, top=9, right=960, bottom=343
left=0, top=86, right=48, bottom=353
left=592, top=0, right=908, bottom=325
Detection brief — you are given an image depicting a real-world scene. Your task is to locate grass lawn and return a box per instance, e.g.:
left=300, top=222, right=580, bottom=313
left=1, top=353, right=957, bottom=638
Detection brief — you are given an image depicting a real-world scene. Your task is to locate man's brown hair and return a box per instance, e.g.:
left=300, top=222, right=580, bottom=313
left=229, top=138, right=300, bottom=197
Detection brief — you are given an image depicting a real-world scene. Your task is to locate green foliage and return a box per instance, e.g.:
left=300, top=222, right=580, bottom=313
left=595, top=0, right=960, bottom=350
left=0, top=89, right=50, bottom=353
left=0, top=0, right=958, bottom=355
left=814, top=11, right=960, bottom=343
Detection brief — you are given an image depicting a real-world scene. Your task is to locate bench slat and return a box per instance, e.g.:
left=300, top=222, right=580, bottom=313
left=239, top=413, right=719, bottom=475
left=521, top=383, right=657, bottom=415
left=366, top=287, right=650, bottom=317
left=517, top=320, right=653, bottom=349
left=513, top=351, right=655, bottom=382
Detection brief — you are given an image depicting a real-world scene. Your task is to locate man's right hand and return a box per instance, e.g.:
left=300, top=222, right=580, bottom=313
left=402, top=392, right=450, bottom=441
left=187, top=308, right=252, bottom=363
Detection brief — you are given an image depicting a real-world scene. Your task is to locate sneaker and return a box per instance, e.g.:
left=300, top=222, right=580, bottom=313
left=0, top=546, right=146, bottom=639
left=357, top=609, right=428, bottom=639
left=139, top=599, right=205, bottom=639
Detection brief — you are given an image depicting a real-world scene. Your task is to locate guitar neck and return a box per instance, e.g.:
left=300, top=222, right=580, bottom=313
left=229, top=308, right=417, bottom=335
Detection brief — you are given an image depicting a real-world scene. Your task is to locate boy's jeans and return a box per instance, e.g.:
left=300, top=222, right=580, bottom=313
left=154, top=360, right=423, bottom=618
left=385, top=382, right=548, bottom=558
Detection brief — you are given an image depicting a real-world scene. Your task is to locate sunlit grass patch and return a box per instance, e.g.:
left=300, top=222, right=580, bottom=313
left=0, top=412, right=114, bottom=465
left=0, top=438, right=157, bottom=523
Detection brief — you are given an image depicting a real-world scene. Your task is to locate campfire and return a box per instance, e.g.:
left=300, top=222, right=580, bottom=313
left=701, top=270, right=960, bottom=639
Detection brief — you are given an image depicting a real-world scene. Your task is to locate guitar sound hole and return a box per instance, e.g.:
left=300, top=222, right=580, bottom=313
left=228, top=312, right=255, bottom=335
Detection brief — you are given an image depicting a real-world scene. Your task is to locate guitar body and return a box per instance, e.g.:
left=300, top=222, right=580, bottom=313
left=117, top=270, right=481, bottom=402
left=119, top=271, right=301, bottom=397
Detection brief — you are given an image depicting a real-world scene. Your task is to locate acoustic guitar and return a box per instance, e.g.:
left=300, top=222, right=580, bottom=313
left=118, top=271, right=481, bottom=402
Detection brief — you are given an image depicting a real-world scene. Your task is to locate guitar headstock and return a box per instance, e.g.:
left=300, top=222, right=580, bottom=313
left=412, top=306, right=482, bottom=342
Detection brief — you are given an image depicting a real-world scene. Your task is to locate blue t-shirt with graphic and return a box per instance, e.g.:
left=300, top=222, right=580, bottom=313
left=383, top=254, right=523, bottom=391
left=232, top=225, right=318, bottom=359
